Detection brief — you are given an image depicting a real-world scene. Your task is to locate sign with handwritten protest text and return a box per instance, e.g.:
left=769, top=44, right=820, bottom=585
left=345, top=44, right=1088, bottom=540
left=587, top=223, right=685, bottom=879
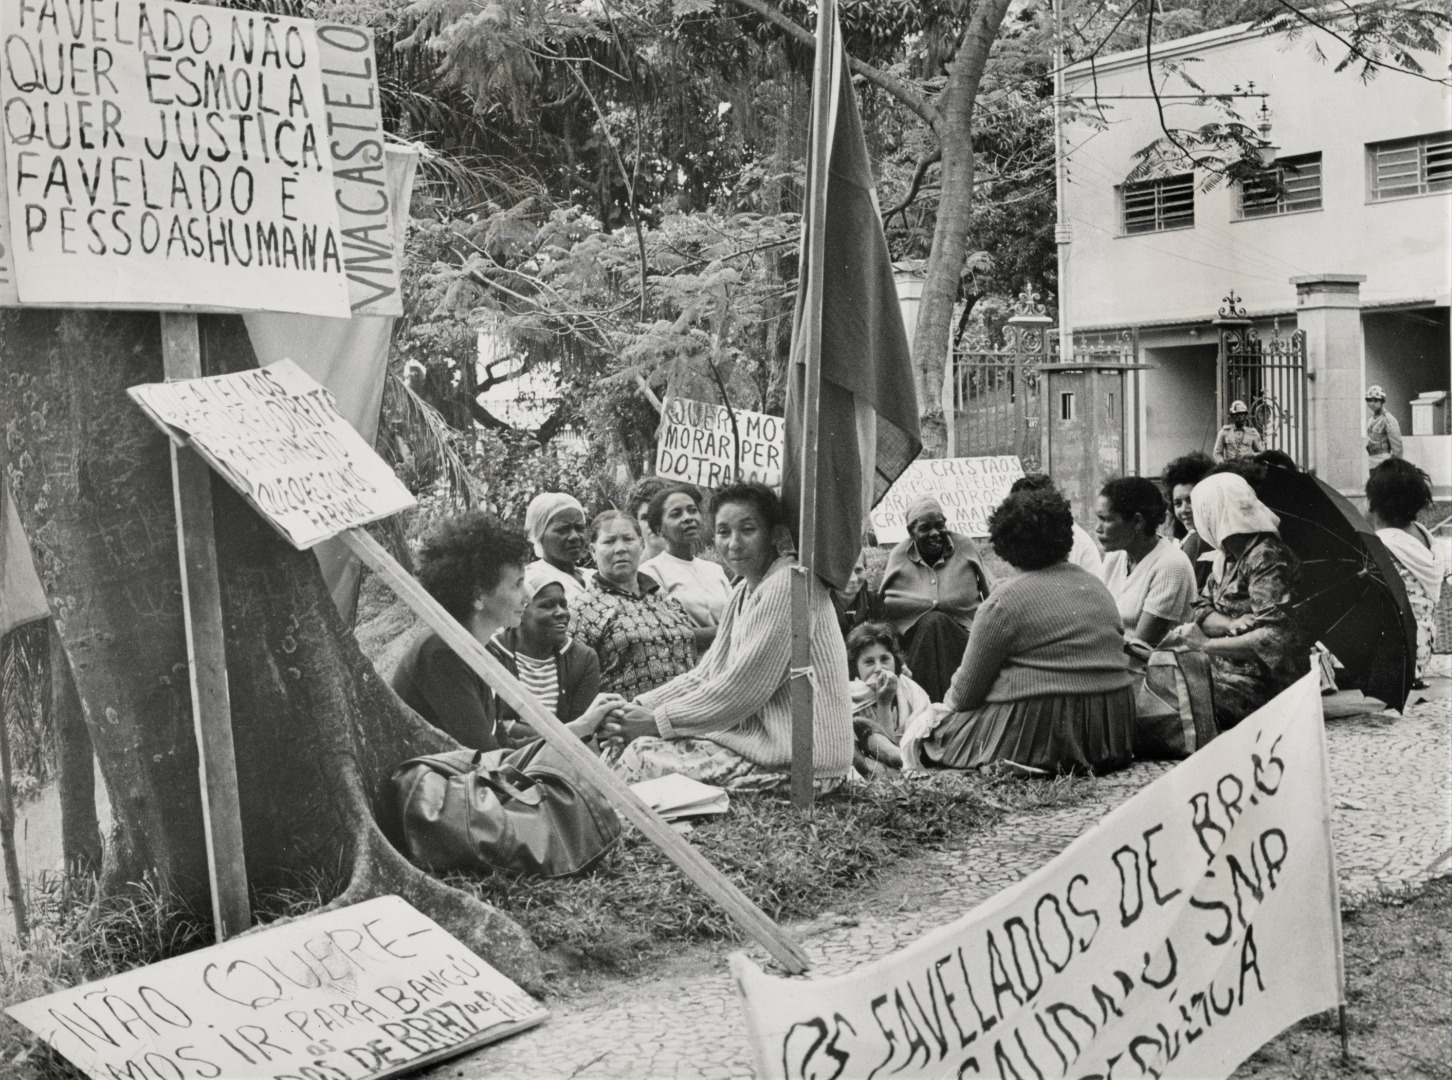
left=733, top=673, right=1343, bottom=1080
left=6, top=895, right=548, bottom=1080
left=869, top=455, right=1025, bottom=543
left=128, top=359, right=414, bottom=548
left=0, top=0, right=386, bottom=316
left=656, top=397, right=784, bottom=489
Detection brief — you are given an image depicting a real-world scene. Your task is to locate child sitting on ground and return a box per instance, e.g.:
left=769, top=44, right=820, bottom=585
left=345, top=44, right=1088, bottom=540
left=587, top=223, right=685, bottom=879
left=846, top=622, right=932, bottom=776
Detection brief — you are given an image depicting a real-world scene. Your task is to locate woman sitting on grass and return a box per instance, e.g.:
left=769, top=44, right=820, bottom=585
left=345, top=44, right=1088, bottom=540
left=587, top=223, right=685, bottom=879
left=525, top=491, right=592, bottom=600
left=391, top=511, right=622, bottom=751
left=846, top=622, right=931, bottom=776
left=909, top=488, right=1134, bottom=777
left=1095, top=477, right=1197, bottom=650
left=639, top=483, right=732, bottom=650
left=599, top=483, right=854, bottom=790
left=1366, top=458, right=1444, bottom=687
left=489, top=564, right=607, bottom=740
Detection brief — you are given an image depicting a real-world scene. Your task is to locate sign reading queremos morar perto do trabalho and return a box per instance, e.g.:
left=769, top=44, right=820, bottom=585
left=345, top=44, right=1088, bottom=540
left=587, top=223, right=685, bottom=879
left=655, top=397, right=785, bottom=489
left=5, top=895, right=549, bottom=1080
left=0, top=0, right=403, bottom=316
left=129, top=359, right=415, bottom=548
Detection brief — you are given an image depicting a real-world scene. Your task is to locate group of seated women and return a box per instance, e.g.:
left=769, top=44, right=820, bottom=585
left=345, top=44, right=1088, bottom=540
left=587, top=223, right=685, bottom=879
left=394, top=443, right=1427, bottom=789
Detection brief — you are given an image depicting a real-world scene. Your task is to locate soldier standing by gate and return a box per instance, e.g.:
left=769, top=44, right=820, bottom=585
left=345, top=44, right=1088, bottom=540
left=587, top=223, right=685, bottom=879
left=1212, top=400, right=1265, bottom=463
left=1365, top=386, right=1404, bottom=471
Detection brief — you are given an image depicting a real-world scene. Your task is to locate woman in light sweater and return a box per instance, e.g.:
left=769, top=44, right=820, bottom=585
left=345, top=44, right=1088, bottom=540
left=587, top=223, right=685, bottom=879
left=911, top=488, right=1134, bottom=776
left=601, top=482, right=854, bottom=790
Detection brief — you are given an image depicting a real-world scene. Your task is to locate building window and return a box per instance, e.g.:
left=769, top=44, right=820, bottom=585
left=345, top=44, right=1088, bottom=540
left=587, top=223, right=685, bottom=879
left=1368, top=131, right=1452, bottom=201
left=1121, top=173, right=1195, bottom=234
left=1238, top=153, right=1322, bottom=218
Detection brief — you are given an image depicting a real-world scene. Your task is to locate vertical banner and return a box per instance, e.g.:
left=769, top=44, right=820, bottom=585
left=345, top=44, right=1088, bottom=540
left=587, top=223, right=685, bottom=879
left=734, top=674, right=1343, bottom=1080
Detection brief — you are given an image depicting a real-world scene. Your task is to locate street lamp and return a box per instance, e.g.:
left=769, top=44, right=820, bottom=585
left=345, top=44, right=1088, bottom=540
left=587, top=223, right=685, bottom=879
left=1255, top=100, right=1280, bottom=167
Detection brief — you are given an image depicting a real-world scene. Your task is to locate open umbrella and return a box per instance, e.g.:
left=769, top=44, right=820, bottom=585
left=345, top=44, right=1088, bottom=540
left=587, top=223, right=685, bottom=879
left=1252, top=463, right=1416, bottom=712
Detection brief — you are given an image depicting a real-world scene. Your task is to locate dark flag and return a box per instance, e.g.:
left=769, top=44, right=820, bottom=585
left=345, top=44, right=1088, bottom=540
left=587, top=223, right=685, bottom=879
left=782, top=10, right=922, bottom=592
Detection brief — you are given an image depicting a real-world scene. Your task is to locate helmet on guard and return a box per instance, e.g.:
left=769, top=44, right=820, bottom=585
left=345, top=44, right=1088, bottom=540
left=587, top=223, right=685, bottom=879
left=1229, top=400, right=1249, bottom=414
left=1364, top=385, right=1387, bottom=401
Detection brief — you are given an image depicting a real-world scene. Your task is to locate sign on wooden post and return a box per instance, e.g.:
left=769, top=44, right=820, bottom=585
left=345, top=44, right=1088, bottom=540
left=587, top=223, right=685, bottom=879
left=6, top=895, right=548, bottom=1080
left=127, top=359, right=811, bottom=974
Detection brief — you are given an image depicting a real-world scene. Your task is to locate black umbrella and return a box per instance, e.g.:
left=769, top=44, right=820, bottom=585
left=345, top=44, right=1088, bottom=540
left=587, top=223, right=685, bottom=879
left=1251, top=463, right=1416, bottom=712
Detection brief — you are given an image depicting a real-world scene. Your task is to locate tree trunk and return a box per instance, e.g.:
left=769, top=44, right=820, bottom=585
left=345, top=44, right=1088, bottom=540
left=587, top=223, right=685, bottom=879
left=911, top=0, right=1015, bottom=457
left=0, top=309, right=544, bottom=989
left=52, top=619, right=102, bottom=879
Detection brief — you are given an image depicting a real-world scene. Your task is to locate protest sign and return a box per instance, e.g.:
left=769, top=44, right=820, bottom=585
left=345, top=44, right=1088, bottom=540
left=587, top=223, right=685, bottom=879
left=315, top=22, right=404, bottom=317
left=869, top=456, right=1024, bottom=543
left=734, top=673, right=1344, bottom=1080
left=6, top=895, right=548, bottom=1080
left=0, top=0, right=364, bottom=316
left=656, top=397, right=784, bottom=489
left=129, top=359, right=414, bottom=549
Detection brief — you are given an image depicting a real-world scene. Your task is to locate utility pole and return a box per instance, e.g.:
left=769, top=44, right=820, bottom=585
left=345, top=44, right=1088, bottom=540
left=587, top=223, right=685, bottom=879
left=1052, top=0, right=1073, bottom=364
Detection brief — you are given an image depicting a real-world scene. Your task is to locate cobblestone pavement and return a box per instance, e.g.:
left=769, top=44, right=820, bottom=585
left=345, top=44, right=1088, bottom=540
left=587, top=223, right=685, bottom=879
left=441, top=663, right=1452, bottom=1080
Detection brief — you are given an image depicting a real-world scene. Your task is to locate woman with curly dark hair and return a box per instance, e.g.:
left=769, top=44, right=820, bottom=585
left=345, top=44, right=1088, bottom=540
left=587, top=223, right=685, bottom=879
left=1162, top=451, right=1216, bottom=590
left=1367, top=458, right=1443, bottom=684
left=391, top=511, right=622, bottom=751
left=907, top=489, right=1134, bottom=776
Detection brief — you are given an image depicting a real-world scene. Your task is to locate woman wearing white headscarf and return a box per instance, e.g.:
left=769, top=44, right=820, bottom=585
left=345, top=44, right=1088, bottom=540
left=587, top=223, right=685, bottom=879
left=524, top=492, right=591, bottom=601
left=1157, top=472, right=1309, bottom=729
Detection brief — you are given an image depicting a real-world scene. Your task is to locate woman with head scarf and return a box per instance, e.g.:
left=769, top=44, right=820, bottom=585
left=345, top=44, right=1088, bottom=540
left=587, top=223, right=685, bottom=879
left=876, top=494, right=993, bottom=703
left=1157, top=472, right=1310, bottom=730
left=524, top=492, right=591, bottom=601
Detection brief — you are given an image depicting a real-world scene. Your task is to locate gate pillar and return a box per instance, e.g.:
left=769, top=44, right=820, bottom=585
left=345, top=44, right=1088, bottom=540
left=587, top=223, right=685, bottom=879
left=1292, top=274, right=1366, bottom=494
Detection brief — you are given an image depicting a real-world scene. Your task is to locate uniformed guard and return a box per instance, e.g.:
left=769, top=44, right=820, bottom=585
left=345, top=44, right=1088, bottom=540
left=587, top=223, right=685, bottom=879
left=1212, top=400, right=1264, bottom=463
left=1365, top=385, right=1403, bottom=470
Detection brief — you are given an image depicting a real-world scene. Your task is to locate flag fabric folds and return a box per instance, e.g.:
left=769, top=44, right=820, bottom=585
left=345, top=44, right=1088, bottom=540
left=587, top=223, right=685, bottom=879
left=782, top=14, right=923, bottom=592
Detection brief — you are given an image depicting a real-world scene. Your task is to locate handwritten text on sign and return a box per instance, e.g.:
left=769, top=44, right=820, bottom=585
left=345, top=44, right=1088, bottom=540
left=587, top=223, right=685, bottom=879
left=869, top=456, right=1024, bottom=543
left=734, top=674, right=1341, bottom=1080
left=0, top=0, right=351, bottom=315
left=6, top=895, right=548, bottom=1080
left=656, top=397, right=784, bottom=489
left=128, top=359, right=414, bottom=549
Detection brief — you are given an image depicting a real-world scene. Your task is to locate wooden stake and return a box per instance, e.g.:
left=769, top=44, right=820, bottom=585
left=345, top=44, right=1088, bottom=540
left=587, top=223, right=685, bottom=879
left=339, top=528, right=811, bottom=974
left=787, top=0, right=837, bottom=815
left=161, top=313, right=251, bottom=943
left=0, top=650, right=28, bottom=948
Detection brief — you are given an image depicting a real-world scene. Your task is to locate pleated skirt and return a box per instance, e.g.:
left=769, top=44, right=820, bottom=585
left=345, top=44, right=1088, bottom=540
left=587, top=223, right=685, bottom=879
left=921, top=686, right=1135, bottom=776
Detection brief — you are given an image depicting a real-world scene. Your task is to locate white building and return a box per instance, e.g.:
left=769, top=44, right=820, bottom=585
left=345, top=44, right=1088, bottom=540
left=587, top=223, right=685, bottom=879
left=1062, top=18, right=1450, bottom=494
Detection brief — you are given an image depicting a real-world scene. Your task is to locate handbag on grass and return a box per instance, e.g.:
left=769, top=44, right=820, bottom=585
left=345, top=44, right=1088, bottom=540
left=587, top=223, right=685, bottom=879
left=391, top=740, right=622, bottom=878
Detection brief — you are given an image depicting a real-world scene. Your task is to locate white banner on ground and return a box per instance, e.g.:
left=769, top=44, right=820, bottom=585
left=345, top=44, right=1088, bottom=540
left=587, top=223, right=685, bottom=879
left=128, top=359, right=414, bottom=549
left=734, top=673, right=1343, bottom=1080
left=869, top=456, right=1025, bottom=543
left=0, top=0, right=361, bottom=316
left=6, top=895, right=548, bottom=1080
left=655, top=397, right=784, bottom=489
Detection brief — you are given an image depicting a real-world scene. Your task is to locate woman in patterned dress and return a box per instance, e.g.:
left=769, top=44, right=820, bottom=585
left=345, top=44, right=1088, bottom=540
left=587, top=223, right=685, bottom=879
left=1157, top=472, right=1310, bottom=729
left=572, top=510, right=699, bottom=700
left=1367, top=458, right=1444, bottom=687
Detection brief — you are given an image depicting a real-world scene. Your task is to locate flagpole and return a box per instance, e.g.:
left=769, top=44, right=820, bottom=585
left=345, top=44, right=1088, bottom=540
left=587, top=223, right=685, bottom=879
left=788, top=0, right=836, bottom=814
left=1314, top=689, right=1351, bottom=1063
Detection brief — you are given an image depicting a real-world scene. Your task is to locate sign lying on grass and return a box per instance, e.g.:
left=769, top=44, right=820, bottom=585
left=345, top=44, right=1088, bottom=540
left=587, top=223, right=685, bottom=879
left=7, top=895, right=548, bottom=1080
left=733, top=673, right=1343, bottom=1080
left=129, top=359, right=414, bottom=548
left=869, top=455, right=1024, bottom=543
left=0, top=0, right=403, bottom=316
left=656, top=397, right=784, bottom=489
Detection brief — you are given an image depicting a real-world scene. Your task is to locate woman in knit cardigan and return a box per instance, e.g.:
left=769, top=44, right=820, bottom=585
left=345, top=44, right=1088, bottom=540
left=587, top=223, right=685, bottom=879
left=600, top=482, right=854, bottom=791
left=910, top=488, right=1135, bottom=776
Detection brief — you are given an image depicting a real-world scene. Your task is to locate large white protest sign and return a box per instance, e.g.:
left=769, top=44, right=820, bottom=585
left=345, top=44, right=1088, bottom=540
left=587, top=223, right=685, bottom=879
left=129, top=359, right=415, bottom=548
left=734, top=673, right=1343, bottom=1080
left=656, top=397, right=784, bottom=489
left=6, top=895, right=548, bottom=1080
left=0, top=0, right=359, bottom=316
left=869, top=456, right=1024, bottom=544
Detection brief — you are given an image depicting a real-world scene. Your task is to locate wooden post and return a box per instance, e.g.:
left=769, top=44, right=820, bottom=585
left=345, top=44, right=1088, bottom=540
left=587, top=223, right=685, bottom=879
left=0, top=664, right=28, bottom=948
left=161, top=313, right=251, bottom=943
left=339, top=528, right=810, bottom=974
left=787, top=0, right=837, bottom=815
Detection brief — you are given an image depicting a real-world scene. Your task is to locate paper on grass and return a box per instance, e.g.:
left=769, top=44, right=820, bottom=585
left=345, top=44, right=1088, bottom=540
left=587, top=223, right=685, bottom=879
left=630, top=773, right=730, bottom=820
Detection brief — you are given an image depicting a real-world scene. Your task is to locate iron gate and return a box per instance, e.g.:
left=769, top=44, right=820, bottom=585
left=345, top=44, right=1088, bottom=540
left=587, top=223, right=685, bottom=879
left=1216, top=292, right=1309, bottom=463
left=950, top=295, right=1050, bottom=470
